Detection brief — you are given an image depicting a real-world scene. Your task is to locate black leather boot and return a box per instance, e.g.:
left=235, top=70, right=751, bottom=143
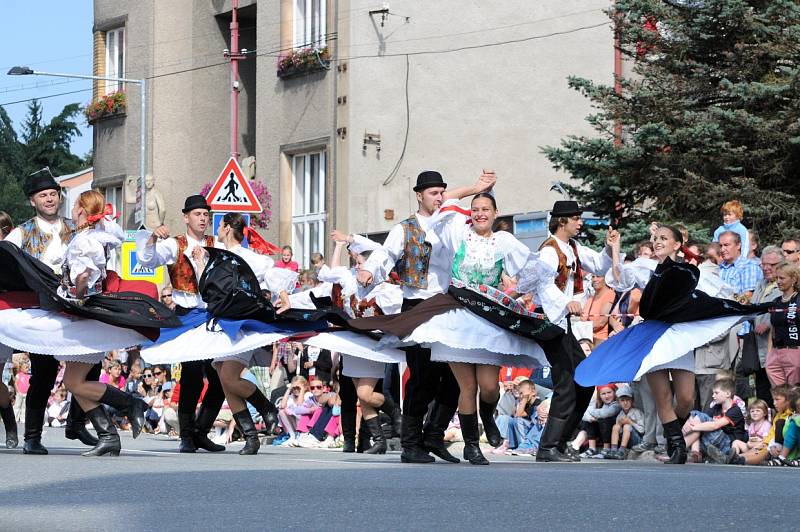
left=536, top=416, right=579, bottom=463
left=99, top=385, right=147, bottom=439
left=479, top=399, right=502, bottom=448
left=662, top=420, right=687, bottom=464
left=82, top=406, right=121, bottom=457
left=178, top=412, right=198, bottom=453
left=459, top=412, right=489, bottom=465
left=193, top=406, right=225, bottom=452
left=245, top=388, right=278, bottom=435
left=423, top=403, right=460, bottom=463
left=356, top=418, right=371, bottom=453
left=341, top=409, right=357, bottom=453
left=64, top=396, right=99, bottom=446
left=400, top=414, right=434, bottom=464
left=22, top=408, right=48, bottom=455
left=379, top=397, right=402, bottom=438
left=233, top=410, right=260, bottom=455
left=363, top=416, right=387, bottom=454
left=1, top=404, right=18, bottom=449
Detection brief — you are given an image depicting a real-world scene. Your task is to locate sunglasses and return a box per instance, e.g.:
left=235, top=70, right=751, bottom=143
left=782, top=249, right=798, bottom=255
left=143, top=374, right=153, bottom=378
left=153, top=371, right=163, bottom=376
left=310, top=385, right=323, bottom=390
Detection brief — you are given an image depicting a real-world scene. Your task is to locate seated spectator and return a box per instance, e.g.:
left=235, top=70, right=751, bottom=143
left=278, top=376, right=314, bottom=446
left=738, top=384, right=797, bottom=465
left=444, top=413, right=462, bottom=443
left=683, top=378, right=745, bottom=463
left=770, top=392, right=800, bottom=467
left=510, top=398, right=551, bottom=456
left=100, top=359, right=127, bottom=390
left=570, top=384, right=621, bottom=458
left=158, top=382, right=179, bottom=435
left=730, top=399, right=771, bottom=457
left=493, top=380, right=540, bottom=454
left=606, top=384, right=644, bottom=459
left=125, top=359, right=144, bottom=397
left=46, top=386, right=69, bottom=427
left=297, top=380, right=342, bottom=448
left=496, top=375, right=529, bottom=417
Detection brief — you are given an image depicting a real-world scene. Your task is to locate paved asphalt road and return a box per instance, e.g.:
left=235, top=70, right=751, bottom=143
left=0, top=427, right=797, bottom=532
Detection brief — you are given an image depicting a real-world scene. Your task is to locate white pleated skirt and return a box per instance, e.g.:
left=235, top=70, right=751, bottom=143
left=0, top=308, right=148, bottom=358
left=341, top=353, right=386, bottom=379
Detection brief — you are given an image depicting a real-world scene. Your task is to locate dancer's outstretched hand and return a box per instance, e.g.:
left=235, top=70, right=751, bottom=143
left=357, top=270, right=373, bottom=287
left=475, top=170, right=497, bottom=193
left=606, top=227, right=620, bottom=250
left=330, top=229, right=352, bottom=244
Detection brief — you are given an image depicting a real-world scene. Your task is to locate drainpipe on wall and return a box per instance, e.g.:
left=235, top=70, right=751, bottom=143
left=330, top=0, right=339, bottom=242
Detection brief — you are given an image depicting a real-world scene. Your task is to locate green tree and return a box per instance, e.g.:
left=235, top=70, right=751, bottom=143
left=0, top=100, right=85, bottom=224
left=544, top=0, right=800, bottom=244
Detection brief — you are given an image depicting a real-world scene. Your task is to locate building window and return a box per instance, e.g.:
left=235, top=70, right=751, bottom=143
left=104, top=185, right=123, bottom=221
left=291, top=150, right=326, bottom=268
left=293, top=0, right=326, bottom=49
left=105, top=27, right=125, bottom=94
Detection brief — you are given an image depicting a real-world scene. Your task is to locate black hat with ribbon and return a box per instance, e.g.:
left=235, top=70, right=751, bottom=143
left=413, top=171, right=447, bottom=192
left=182, top=194, right=212, bottom=213
left=23, top=173, right=60, bottom=197
left=550, top=200, right=583, bottom=217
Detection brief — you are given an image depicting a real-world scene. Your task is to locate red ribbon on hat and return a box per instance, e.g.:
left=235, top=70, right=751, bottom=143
left=243, top=226, right=282, bottom=256
left=87, top=203, right=119, bottom=223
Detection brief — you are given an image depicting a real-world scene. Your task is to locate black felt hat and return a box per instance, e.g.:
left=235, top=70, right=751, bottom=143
left=23, top=174, right=60, bottom=197
left=550, top=200, right=583, bottom=217
left=413, top=171, right=447, bottom=192
left=182, top=194, right=211, bottom=213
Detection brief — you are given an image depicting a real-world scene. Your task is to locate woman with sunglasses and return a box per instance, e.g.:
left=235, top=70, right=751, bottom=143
left=575, top=224, right=770, bottom=464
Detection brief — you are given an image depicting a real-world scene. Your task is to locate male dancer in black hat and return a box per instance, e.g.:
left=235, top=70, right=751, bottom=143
left=136, top=195, right=226, bottom=453
left=5, top=173, right=99, bottom=454
left=357, top=170, right=496, bottom=463
left=534, top=200, right=620, bottom=462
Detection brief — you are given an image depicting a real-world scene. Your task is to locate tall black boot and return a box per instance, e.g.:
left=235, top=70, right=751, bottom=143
left=99, top=385, right=147, bottom=439
left=423, top=403, right=460, bottom=463
left=341, top=409, right=357, bottom=453
left=363, top=416, right=387, bottom=454
left=536, top=416, right=579, bottom=462
left=400, top=414, right=434, bottom=464
left=379, top=397, right=402, bottom=438
left=662, top=419, right=687, bottom=465
left=356, top=418, right=371, bottom=453
left=193, top=406, right=225, bottom=452
left=459, top=412, right=490, bottom=465
left=479, top=399, right=502, bottom=448
left=1, top=405, right=18, bottom=449
left=178, top=412, right=198, bottom=453
left=64, top=396, right=99, bottom=446
left=233, top=410, right=260, bottom=455
left=22, top=408, right=48, bottom=455
left=245, top=388, right=279, bottom=435
left=82, top=406, right=121, bottom=457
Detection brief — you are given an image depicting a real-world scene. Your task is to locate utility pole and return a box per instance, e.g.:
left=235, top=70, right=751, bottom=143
left=224, top=0, right=246, bottom=160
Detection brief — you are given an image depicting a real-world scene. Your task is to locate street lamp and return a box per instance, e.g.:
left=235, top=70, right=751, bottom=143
left=8, top=66, right=148, bottom=228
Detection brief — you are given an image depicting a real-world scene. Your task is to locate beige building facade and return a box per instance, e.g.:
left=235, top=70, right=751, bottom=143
left=92, top=0, right=613, bottom=267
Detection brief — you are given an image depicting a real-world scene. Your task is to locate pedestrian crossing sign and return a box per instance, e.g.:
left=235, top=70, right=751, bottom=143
left=120, top=241, right=165, bottom=283
left=205, top=157, right=263, bottom=213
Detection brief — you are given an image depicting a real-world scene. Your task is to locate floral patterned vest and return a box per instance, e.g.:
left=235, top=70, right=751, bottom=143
left=168, top=234, right=215, bottom=294
left=394, top=215, right=432, bottom=289
left=539, top=236, right=584, bottom=295
left=18, top=217, right=76, bottom=261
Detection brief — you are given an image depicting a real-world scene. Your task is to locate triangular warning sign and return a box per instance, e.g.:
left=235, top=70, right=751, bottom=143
left=205, top=158, right=263, bottom=213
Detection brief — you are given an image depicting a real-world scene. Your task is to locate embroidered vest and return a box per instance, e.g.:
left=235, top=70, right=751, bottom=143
left=168, top=234, right=215, bottom=294
left=60, top=234, right=109, bottom=299
left=331, top=283, right=384, bottom=319
left=18, top=217, right=76, bottom=262
left=394, top=215, right=432, bottom=289
left=539, top=237, right=584, bottom=295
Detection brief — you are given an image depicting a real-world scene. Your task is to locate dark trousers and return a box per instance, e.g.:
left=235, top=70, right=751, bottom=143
left=339, top=374, right=383, bottom=441
left=178, top=359, right=225, bottom=420
left=754, top=368, right=773, bottom=409
left=401, top=298, right=459, bottom=417
left=537, top=329, right=594, bottom=450
left=581, top=417, right=615, bottom=446
left=383, top=363, right=401, bottom=405
left=310, top=406, right=334, bottom=440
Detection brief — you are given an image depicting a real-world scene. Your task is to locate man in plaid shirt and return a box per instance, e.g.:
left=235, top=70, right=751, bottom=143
left=719, top=231, right=762, bottom=302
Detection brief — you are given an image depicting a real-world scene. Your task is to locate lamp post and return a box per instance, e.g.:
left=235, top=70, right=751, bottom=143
left=8, top=66, right=147, bottom=228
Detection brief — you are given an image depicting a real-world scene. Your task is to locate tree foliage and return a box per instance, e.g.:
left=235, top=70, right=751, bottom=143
left=544, top=0, right=800, bottom=244
left=0, top=100, right=85, bottom=223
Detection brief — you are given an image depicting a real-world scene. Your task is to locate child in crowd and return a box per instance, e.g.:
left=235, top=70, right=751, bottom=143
left=606, top=384, right=644, bottom=459
left=712, top=200, right=749, bottom=256
left=510, top=399, right=551, bottom=456
left=708, top=370, right=747, bottom=418
left=570, top=383, right=621, bottom=458
left=46, top=386, right=69, bottom=427
left=730, top=400, right=771, bottom=456
left=737, top=384, right=797, bottom=465
left=682, top=378, right=745, bottom=463
left=493, top=379, right=539, bottom=454
left=768, top=393, right=800, bottom=467
left=578, top=339, right=594, bottom=357
left=278, top=376, right=315, bottom=446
